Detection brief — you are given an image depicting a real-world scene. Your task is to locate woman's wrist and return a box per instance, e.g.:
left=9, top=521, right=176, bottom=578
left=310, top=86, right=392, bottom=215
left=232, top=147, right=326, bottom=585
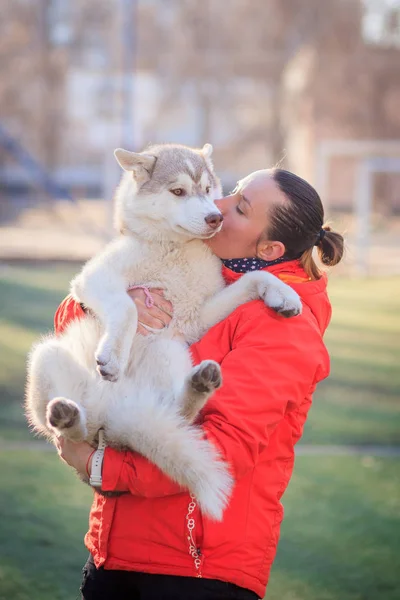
left=86, top=449, right=96, bottom=477
left=56, top=437, right=97, bottom=479
left=89, top=430, right=107, bottom=488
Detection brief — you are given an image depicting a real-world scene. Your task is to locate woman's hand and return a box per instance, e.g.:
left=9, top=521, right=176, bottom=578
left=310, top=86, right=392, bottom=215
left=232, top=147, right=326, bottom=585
left=127, top=288, right=173, bottom=336
left=55, top=436, right=94, bottom=478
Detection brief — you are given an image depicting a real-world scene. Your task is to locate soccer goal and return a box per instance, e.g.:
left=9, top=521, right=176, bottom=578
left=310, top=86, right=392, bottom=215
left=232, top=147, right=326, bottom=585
left=315, top=140, right=400, bottom=274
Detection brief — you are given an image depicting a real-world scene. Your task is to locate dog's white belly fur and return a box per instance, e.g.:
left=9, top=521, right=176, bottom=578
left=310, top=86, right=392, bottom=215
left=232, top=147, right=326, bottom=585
left=56, top=315, right=195, bottom=444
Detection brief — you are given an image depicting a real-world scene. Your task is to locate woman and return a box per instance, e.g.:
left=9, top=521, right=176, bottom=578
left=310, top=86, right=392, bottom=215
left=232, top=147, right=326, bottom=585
left=55, top=168, right=344, bottom=599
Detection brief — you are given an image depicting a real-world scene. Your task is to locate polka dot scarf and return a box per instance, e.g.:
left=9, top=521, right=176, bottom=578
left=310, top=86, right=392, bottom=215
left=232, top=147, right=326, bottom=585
left=221, top=256, right=289, bottom=273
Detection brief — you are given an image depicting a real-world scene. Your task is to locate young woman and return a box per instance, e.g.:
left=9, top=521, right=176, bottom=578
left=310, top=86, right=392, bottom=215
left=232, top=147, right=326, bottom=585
left=55, top=168, right=344, bottom=600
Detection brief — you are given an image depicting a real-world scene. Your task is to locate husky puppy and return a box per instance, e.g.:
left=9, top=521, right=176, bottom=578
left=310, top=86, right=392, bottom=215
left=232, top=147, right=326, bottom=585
left=26, top=143, right=301, bottom=520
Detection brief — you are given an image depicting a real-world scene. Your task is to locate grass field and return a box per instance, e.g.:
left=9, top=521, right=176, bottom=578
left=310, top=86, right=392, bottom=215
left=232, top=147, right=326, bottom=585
left=303, top=275, right=400, bottom=445
left=0, top=263, right=77, bottom=440
left=1, top=450, right=399, bottom=600
left=0, top=263, right=399, bottom=600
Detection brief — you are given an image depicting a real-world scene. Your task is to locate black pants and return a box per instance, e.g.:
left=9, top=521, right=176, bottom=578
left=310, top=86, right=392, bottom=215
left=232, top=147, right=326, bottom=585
left=80, top=555, right=259, bottom=600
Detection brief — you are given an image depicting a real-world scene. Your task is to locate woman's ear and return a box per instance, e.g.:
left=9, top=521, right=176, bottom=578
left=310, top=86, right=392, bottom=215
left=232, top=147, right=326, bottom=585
left=257, top=240, right=285, bottom=261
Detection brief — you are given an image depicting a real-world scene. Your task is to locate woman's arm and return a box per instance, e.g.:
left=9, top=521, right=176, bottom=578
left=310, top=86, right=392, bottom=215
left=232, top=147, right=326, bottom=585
left=54, top=295, right=86, bottom=334
left=100, top=307, right=326, bottom=497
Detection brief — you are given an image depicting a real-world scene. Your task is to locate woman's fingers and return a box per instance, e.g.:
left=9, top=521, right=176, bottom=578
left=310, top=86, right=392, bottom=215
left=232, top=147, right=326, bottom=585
left=148, top=289, right=173, bottom=317
left=139, top=303, right=171, bottom=328
left=141, top=312, right=170, bottom=329
left=55, top=435, right=67, bottom=462
left=127, top=288, right=173, bottom=331
left=128, top=288, right=173, bottom=316
left=137, top=323, right=150, bottom=336
left=147, top=303, right=172, bottom=325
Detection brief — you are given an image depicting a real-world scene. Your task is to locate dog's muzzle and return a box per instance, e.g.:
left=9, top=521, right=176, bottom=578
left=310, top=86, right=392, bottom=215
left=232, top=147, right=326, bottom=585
left=204, top=213, right=223, bottom=230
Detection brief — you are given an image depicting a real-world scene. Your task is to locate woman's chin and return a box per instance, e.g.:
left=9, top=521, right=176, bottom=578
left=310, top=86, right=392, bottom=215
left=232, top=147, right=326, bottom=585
left=204, top=239, right=228, bottom=259
left=203, top=236, right=220, bottom=253
left=203, top=237, right=214, bottom=249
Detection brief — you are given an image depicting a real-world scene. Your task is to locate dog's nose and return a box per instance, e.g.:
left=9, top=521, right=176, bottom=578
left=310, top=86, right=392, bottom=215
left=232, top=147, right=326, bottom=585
left=205, top=213, right=223, bottom=229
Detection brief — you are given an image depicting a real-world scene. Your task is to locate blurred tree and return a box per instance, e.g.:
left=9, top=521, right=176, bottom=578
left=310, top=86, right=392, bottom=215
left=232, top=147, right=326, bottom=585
left=1, top=0, right=399, bottom=195
left=144, top=0, right=364, bottom=167
left=0, top=0, right=68, bottom=169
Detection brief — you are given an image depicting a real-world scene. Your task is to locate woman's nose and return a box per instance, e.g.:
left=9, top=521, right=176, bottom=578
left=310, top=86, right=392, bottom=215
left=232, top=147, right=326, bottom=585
left=214, top=197, right=228, bottom=215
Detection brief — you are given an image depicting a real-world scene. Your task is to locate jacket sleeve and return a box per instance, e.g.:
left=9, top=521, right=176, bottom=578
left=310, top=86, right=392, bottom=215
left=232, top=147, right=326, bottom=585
left=101, top=308, right=320, bottom=497
left=54, top=295, right=86, bottom=335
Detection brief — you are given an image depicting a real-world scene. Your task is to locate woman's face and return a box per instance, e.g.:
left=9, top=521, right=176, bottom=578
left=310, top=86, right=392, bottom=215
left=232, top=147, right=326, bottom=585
left=205, top=170, right=287, bottom=260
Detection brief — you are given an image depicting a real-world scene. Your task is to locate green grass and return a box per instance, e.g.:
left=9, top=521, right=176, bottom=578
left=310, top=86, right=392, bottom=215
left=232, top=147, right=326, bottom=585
left=0, top=450, right=92, bottom=600
left=302, top=276, right=400, bottom=445
left=268, top=455, right=400, bottom=600
left=0, top=450, right=398, bottom=600
left=0, top=263, right=78, bottom=440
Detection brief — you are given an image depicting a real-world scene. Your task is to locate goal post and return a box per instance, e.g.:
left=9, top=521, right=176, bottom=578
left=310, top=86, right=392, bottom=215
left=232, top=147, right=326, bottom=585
left=315, top=140, right=400, bottom=275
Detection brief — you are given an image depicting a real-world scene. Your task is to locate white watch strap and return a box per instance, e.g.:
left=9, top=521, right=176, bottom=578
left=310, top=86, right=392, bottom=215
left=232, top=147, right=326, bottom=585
left=89, top=429, right=106, bottom=488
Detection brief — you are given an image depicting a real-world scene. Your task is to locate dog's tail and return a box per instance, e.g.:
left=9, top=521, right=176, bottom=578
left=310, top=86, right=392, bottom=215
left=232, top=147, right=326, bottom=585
left=105, top=391, right=233, bottom=520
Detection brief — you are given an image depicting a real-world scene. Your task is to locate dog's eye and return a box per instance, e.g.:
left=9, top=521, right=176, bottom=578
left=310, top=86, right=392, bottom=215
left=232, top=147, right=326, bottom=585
left=205, top=186, right=211, bottom=194
left=171, top=188, right=184, bottom=196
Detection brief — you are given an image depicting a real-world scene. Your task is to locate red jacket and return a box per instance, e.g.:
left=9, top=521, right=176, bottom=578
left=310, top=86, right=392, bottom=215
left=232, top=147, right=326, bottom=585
left=54, top=261, right=331, bottom=598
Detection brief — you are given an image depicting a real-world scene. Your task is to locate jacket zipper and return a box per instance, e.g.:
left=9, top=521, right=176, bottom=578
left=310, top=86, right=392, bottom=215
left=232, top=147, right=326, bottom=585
left=186, top=494, right=204, bottom=577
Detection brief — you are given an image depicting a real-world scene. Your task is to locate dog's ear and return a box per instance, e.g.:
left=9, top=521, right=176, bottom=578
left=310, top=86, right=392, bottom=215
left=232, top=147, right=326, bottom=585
left=202, top=143, right=213, bottom=159
left=201, top=143, right=214, bottom=169
left=114, top=148, right=156, bottom=184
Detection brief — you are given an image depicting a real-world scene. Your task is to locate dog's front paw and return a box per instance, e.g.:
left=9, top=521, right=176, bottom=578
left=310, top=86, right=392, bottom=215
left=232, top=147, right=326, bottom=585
left=258, top=280, right=302, bottom=318
left=47, top=397, right=80, bottom=430
left=96, top=354, right=120, bottom=382
left=95, top=342, right=121, bottom=382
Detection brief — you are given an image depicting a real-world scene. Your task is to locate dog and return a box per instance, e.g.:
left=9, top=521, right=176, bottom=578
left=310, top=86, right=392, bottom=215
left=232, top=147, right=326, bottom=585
left=25, top=143, right=302, bottom=520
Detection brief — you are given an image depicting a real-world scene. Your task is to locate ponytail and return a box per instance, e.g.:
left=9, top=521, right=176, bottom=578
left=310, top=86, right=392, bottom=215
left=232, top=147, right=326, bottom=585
left=300, top=225, right=344, bottom=280
left=317, top=225, right=344, bottom=267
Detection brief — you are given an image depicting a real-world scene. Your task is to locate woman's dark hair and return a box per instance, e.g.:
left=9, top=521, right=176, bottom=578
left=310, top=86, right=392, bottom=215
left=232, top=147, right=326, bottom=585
left=265, top=168, right=344, bottom=280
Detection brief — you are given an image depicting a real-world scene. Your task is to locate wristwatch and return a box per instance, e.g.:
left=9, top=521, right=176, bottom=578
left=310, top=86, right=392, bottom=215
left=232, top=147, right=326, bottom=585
left=89, top=429, right=106, bottom=488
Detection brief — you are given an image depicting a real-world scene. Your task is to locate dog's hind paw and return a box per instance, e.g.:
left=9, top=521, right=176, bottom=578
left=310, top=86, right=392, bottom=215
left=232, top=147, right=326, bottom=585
left=189, top=360, right=222, bottom=394
left=47, top=397, right=80, bottom=430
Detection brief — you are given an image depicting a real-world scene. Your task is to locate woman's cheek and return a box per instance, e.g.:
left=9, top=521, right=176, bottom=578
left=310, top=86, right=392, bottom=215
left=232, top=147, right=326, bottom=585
left=222, top=214, right=238, bottom=236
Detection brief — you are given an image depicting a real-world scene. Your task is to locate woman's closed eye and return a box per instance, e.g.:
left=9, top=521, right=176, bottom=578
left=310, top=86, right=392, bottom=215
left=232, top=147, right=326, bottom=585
left=236, top=205, right=245, bottom=215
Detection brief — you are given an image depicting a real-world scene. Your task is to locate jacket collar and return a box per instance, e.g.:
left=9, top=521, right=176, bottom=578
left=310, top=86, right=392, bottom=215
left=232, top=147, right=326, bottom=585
left=222, top=259, right=309, bottom=285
